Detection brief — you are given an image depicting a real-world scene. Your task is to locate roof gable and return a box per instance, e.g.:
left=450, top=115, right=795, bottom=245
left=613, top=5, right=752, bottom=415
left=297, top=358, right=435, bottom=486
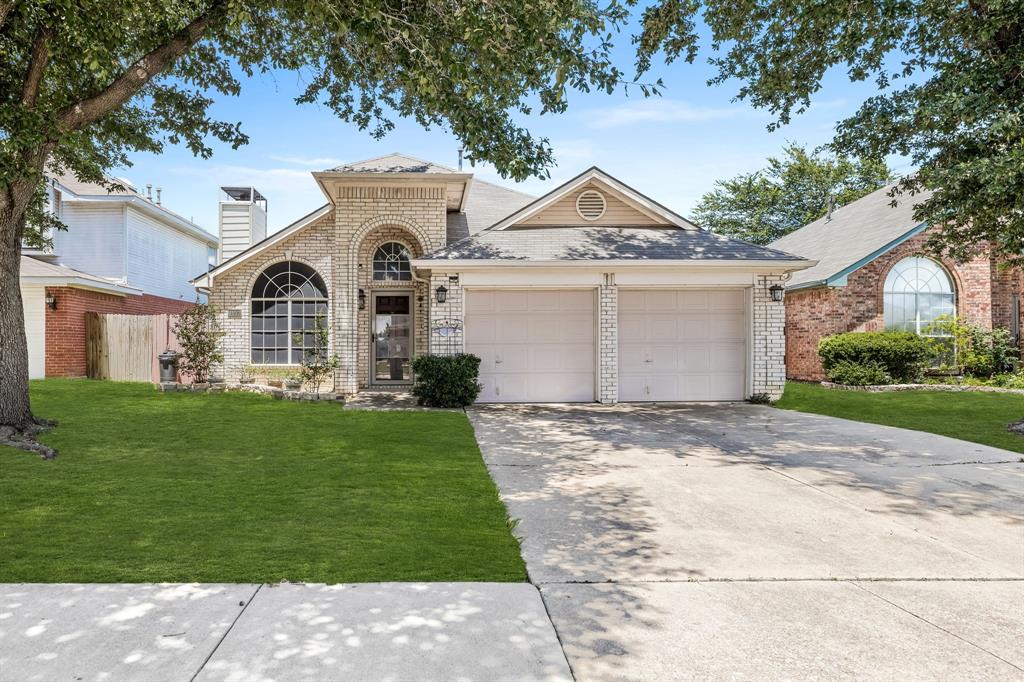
left=769, top=184, right=932, bottom=289
left=491, top=167, right=698, bottom=231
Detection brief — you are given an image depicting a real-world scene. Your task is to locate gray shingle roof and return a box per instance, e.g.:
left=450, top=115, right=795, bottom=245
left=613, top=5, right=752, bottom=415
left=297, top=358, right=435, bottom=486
left=329, top=153, right=456, bottom=174
left=422, top=227, right=807, bottom=262
left=446, top=180, right=534, bottom=243
left=769, top=184, right=932, bottom=288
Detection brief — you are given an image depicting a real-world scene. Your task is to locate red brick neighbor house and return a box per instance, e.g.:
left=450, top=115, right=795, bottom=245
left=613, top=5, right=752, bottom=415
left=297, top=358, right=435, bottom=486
left=769, top=185, right=1024, bottom=381
left=19, top=174, right=218, bottom=378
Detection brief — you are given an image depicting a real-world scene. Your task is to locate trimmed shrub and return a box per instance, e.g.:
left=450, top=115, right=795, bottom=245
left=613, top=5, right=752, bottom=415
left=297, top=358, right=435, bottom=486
left=826, top=359, right=892, bottom=386
left=818, top=331, right=929, bottom=384
left=411, top=354, right=483, bottom=408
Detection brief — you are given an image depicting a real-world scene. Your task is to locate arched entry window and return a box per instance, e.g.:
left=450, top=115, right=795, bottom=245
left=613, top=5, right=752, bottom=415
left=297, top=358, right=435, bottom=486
left=251, top=261, right=328, bottom=364
left=372, top=242, right=412, bottom=281
left=884, top=257, right=955, bottom=335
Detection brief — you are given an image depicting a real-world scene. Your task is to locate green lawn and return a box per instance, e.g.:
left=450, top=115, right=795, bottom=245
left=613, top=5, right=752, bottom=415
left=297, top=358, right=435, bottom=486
left=775, top=381, right=1024, bottom=454
left=0, top=380, right=526, bottom=583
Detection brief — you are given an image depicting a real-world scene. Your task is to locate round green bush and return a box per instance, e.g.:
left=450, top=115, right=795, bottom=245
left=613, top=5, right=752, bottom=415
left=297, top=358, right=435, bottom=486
left=817, top=331, right=929, bottom=384
left=411, top=354, right=483, bottom=407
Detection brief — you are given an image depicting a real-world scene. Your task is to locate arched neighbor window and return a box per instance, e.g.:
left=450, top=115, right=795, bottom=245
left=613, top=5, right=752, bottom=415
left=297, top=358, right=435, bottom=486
left=372, top=242, right=412, bottom=281
left=884, top=257, right=955, bottom=335
left=251, top=261, right=328, bottom=364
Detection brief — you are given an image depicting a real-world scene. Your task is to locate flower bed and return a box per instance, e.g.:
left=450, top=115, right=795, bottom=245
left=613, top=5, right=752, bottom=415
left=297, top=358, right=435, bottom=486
left=821, top=381, right=1024, bottom=395
left=157, top=381, right=340, bottom=402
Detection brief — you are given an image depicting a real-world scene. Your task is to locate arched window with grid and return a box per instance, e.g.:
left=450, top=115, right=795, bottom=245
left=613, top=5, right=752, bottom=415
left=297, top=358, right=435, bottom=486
left=250, top=261, right=328, bottom=364
left=372, top=242, right=412, bottom=281
left=883, top=257, right=955, bottom=335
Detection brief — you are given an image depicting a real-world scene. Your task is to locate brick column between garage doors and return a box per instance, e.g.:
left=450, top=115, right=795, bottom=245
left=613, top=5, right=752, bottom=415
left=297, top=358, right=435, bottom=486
left=598, top=277, right=618, bottom=403
left=752, top=274, right=787, bottom=400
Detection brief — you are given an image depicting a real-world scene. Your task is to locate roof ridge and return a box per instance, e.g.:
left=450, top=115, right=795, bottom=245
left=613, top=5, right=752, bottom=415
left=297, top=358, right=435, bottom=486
left=328, top=152, right=456, bottom=172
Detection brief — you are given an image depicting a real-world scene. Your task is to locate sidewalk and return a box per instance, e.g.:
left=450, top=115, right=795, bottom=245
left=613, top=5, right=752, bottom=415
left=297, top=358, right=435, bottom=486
left=0, top=582, right=571, bottom=682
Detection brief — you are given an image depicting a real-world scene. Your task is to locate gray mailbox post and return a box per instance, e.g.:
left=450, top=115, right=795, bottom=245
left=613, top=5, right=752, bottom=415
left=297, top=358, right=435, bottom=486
left=158, top=350, right=179, bottom=383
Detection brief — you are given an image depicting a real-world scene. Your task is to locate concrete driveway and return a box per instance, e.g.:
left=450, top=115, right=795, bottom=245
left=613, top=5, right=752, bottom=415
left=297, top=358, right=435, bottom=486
left=468, top=403, right=1024, bottom=681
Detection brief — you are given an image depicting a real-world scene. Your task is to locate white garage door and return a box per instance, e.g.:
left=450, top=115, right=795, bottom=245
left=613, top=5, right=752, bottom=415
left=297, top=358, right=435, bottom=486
left=20, top=285, right=46, bottom=379
left=465, top=289, right=595, bottom=402
left=619, top=289, right=747, bottom=401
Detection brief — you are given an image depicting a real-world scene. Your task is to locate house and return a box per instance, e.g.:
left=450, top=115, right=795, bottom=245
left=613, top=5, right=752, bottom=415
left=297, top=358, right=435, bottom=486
left=19, top=173, right=219, bottom=378
left=769, top=184, right=1024, bottom=381
left=193, top=153, right=812, bottom=402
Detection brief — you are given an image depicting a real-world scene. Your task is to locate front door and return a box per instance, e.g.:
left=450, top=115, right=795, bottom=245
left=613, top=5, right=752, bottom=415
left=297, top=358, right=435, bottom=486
left=371, top=292, right=413, bottom=384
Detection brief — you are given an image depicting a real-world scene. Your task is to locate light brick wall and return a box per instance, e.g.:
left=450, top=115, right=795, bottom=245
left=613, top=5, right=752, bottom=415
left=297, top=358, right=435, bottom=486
left=752, top=275, right=787, bottom=399
left=207, top=215, right=335, bottom=382
left=428, top=273, right=464, bottom=355
left=598, top=277, right=618, bottom=403
left=333, top=185, right=448, bottom=393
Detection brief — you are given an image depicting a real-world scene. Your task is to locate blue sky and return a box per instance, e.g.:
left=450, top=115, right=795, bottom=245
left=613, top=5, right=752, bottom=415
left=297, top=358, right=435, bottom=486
left=119, top=14, right=906, bottom=238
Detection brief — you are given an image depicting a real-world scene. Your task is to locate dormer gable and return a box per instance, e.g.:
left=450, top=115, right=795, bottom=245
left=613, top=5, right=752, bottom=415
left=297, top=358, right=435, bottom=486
left=490, top=167, right=699, bottom=231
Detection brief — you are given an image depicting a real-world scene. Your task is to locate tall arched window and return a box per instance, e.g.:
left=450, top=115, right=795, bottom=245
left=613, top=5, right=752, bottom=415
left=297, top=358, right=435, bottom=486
left=251, top=261, right=328, bottom=364
left=372, top=242, right=412, bottom=281
left=884, top=257, right=955, bottom=335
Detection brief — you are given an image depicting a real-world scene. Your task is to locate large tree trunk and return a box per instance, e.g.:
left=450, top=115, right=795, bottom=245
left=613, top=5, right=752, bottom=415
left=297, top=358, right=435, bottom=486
left=0, top=170, right=56, bottom=458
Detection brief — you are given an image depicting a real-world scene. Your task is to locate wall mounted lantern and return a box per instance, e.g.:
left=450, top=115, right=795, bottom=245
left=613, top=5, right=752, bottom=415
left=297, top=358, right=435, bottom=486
left=435, top=285, right=448, bottom=304
left=358, top=288, right=366, bottom=310
left=45, top=293, right=58, bottom=310
left=769, top=284, right=784, bottom=302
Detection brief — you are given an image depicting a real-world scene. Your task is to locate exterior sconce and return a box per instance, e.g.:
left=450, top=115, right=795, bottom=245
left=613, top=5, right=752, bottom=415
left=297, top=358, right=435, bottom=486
left=435, top=285, right=448, bottom=304
left=769, top=284, right=784, bottom=302
left=358, top=288, right=366, bottom=310
left=45, top=293, right=57, bottom=310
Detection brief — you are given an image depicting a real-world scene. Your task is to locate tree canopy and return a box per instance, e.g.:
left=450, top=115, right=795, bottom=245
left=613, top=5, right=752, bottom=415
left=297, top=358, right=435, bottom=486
left=637, top=0, right=1024, bottom=263
left=1, top=0, right=635, bottom=243
left=691, top=143, right=891, bottom=244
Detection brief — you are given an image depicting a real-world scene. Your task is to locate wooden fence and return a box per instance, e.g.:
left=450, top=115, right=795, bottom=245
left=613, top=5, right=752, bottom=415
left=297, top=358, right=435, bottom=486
left=86, top=313, right=183, bottom=382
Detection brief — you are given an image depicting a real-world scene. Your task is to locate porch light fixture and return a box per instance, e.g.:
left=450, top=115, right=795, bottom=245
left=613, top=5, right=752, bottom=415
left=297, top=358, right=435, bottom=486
left=45, top=293, right=57, bottom=310
left=358, top=288, right=366, bottom=310
left=769, top=284, right=784, bottom=302
left=435, top=285, right=448, bottom=304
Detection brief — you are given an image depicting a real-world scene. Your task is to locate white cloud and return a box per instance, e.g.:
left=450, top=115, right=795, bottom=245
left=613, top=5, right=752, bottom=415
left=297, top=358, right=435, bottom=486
left=587, top=99, right=746, bottom=129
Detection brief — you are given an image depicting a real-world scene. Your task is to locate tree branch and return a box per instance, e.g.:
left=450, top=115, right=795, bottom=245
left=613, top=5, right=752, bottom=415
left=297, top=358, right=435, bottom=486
left=21, top=26, right=53, bottom=107
left=58, top=0, right=225, bottom=131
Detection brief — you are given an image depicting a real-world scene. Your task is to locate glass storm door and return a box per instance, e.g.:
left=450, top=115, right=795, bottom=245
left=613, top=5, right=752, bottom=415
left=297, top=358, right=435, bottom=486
left=372, top=293, right=412, bottom=383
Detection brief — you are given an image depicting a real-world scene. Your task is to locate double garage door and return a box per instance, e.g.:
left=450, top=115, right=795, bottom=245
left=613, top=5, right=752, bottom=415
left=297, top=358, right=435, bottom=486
left=465, top=288, right=747, bottom=403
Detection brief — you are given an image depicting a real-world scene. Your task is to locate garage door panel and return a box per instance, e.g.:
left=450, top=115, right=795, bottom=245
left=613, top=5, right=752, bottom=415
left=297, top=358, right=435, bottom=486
left=494, top=290, right=528, bottom=312
left=466, top=289, right=595, bottom=403
left=710, top=289, right=745, bottom=311
left=466, top=290, right=495, bottom=314
left=619, top=289, right=747, bottom=402
left=678, top=290, right=710, bottom=311
left=710, top=342, right=746, bottom=371
left=464, top=315, right=497, bottom=345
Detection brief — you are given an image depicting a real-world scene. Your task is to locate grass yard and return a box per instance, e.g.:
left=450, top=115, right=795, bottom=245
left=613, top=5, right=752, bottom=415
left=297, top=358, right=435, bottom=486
left=775, top=381, right=1024, bottom=454
left=0, top=380, right=526, bottom=583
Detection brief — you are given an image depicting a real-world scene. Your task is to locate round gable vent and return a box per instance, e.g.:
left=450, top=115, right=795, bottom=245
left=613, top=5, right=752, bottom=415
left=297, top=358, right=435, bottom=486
left=576, top=189, right=607, bottom=221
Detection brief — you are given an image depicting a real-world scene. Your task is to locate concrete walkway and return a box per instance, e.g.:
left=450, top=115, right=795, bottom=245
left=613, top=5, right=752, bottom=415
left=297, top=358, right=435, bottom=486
left=0, top=583, right=571, bottom=681
left=469, top=403, right=1024, bottom=681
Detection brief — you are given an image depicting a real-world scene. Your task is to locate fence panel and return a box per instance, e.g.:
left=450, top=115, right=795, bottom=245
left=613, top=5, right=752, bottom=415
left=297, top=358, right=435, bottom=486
left=87, top=313, right=175, bottom=382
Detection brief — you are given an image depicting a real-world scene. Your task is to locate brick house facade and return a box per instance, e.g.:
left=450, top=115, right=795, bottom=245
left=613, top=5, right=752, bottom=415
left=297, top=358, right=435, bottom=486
left=771, top=187, right=1023, bottom=382
left=196, top=156, right=810, bottom=402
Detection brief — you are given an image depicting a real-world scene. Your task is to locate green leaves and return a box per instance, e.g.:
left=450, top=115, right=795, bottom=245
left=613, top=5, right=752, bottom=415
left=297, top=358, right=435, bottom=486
left=638, top=0, right=1024, bottom=263
left=690, top=142, right=891, bottom=244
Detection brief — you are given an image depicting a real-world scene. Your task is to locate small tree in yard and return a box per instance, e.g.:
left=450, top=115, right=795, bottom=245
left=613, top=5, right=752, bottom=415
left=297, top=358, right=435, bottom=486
left=295, top=315, right=337, bottom=393
left=173, top=303, right=223, bottom=384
